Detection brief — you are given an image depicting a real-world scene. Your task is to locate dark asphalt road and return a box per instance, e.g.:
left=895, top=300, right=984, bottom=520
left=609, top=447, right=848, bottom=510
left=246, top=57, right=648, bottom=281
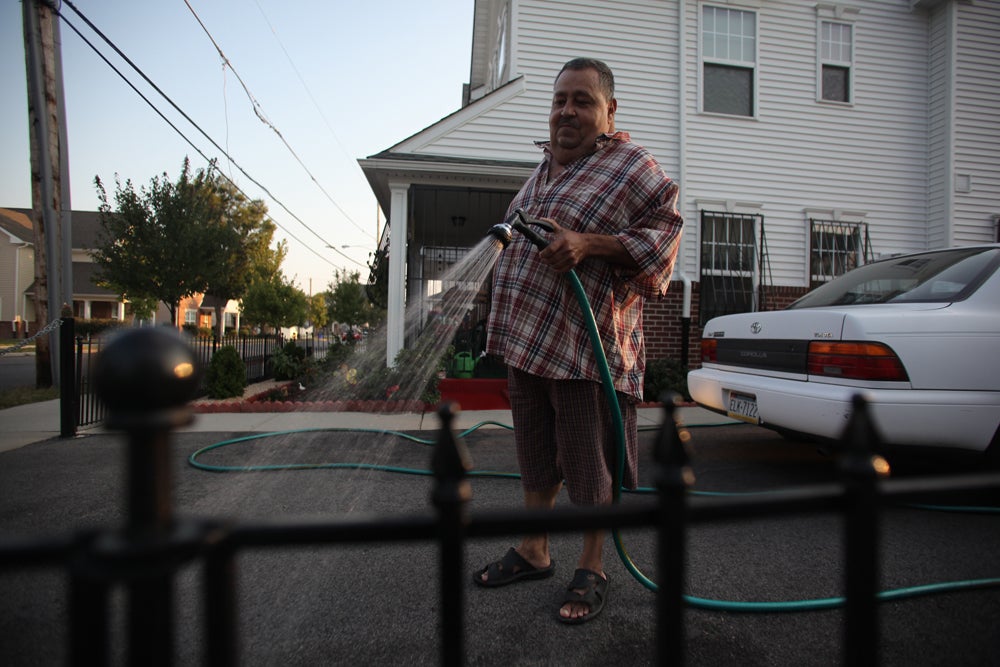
left=1, top=420, right=998, bottom=666
left=0, top=354, right=35, bottom=391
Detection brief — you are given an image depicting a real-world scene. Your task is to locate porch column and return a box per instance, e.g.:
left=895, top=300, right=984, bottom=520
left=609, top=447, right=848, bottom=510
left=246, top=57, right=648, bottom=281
left=386, top=181, right=410, bottom=367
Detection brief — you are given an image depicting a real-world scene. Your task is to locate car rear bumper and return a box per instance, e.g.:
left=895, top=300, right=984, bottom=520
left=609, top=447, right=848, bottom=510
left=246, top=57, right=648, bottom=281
left=687, top=367, right=1000, bottom=452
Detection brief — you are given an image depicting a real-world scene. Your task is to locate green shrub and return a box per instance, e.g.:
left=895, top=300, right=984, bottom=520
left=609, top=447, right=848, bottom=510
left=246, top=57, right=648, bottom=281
left=643, top=357, right=690, bottom=402
left=206, top=345, right=246, bottom=399
left=75, top=319, right=124, bottom=337
left=272, top=341, right=308, bottom=381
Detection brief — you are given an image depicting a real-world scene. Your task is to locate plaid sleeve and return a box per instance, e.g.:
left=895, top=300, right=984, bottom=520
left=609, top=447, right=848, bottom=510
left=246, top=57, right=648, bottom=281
left=616, top=157, right=684, bottom=299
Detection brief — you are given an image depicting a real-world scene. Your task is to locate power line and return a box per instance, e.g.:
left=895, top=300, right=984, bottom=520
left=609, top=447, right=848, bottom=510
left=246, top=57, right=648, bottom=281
left=53, top=8, right=344, bottom=271
left=250, top=0, right=360, bottom=181
left=55, top=0, right=365, bottom=271
left=183, top=0, right=372, bottom=241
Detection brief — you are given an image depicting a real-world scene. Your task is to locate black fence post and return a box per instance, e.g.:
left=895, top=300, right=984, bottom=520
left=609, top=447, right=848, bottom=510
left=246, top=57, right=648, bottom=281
left=59, top=316, right=76, bottom=437
left=93, top=327, right=202, bottom=667
left=68, top=532, right=111, bottom=666
left=840, top=395, right=882, bottom=667
left=431, top=403, right=471, bottom=667
left=655, top=394, right=693, bottom=665
left=204, top=529, right=239, bottom=667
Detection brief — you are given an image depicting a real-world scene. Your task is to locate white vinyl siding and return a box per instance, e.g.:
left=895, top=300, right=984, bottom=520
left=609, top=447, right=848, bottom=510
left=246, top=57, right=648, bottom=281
left=952, top=1, right=1000, bottom=244
left=926, top=5, right=952, bottom=251
left=685, top=1, right=930, bottom=285
left=407, top=0, right=683, bottom=169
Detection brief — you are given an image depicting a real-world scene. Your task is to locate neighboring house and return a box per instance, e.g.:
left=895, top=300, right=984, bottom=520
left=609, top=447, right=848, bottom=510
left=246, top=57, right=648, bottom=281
left=0, top=207, right=241, bottom=337
left=359, top=0, right=1000, bottom=368
left=0, top=207, right=124, bottom=337
left=0, top=208, right=35, bottom=338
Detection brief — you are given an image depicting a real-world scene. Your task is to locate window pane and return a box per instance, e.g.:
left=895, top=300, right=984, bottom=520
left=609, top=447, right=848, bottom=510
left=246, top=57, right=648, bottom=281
left=700, top=210, right=764, bottom=322
left=821, top=21, right=852, bottom=63
left=809, top=219, right=868, bottom=285
left=703, top=6, right=755, bottom=64
left=704, top=64, right=753, bottom=116
left=822, top=65, right=849, bottom=102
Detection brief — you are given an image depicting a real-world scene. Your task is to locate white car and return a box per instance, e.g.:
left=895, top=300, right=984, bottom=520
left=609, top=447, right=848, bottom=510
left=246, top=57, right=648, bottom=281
left=688, top=244, right=1000, bottom=464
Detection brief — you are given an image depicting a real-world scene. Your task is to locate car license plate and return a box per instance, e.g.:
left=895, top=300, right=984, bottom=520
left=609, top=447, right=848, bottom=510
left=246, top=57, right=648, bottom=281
left=727, top=392, right=759, bottom=424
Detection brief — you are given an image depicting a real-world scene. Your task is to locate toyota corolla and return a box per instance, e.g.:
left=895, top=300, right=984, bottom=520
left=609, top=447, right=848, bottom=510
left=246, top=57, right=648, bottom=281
left=687, top=244, right=1000, bottom=464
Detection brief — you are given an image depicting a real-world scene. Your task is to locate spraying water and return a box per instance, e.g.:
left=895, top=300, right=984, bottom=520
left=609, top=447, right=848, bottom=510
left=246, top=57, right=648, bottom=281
left=304, top=234, right=506, bottom=408
left=193, top=234, right=506, bottom=518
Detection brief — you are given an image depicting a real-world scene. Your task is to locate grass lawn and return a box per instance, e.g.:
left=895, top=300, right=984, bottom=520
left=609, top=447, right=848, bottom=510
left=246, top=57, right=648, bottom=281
left=0, top=341, right=57, bottom=409
left=0, top=386, right=59, bottom=410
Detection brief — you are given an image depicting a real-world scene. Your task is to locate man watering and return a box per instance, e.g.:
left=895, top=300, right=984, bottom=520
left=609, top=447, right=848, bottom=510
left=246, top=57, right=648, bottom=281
left=475, top=57, right=683, bottom=624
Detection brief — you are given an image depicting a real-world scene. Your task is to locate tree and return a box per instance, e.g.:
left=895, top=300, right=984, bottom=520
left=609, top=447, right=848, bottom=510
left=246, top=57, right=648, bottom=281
left=307, top=292, right=329, bottom=331
left=327, top=270, right=381, bottom=328
left=92, top=158, right=284, bottom=330
left=92, top=159, right=216, bottom=324
left=198, top=172, right=281, bottom=336
left=240, top=274, right=309, bottom=332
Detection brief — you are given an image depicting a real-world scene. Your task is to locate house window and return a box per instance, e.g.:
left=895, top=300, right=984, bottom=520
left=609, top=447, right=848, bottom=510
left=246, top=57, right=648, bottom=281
left=809, top=219, right=871, bottom=286
left=819, top=21, right=853, bottom=103
left=699, top=211, right=766, bottom=324
left=184, top=309, right=197, bottom=325
left=701, top=5, right=757, bottom=117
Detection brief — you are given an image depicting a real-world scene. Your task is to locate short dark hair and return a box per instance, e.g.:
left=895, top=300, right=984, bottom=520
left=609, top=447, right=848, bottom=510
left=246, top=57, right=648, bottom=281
left=557, top=58, right=615, bottom=100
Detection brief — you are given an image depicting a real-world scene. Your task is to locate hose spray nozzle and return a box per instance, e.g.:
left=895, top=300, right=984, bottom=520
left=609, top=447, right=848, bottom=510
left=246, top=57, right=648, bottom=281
left=512, top=209, right=553, bottom=250
left=487, top=222, right=513, bottom=248
left=487, top=209, right=554, bottom=250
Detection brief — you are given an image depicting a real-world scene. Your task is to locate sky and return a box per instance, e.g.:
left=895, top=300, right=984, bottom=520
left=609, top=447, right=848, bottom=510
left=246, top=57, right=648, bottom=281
left=1, top=0, right=474, bottom=296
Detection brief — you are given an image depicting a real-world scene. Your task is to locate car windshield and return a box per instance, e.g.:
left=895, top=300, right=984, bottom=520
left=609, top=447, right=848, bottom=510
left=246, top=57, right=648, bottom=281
left=788, top=247, right=1000, bottom=309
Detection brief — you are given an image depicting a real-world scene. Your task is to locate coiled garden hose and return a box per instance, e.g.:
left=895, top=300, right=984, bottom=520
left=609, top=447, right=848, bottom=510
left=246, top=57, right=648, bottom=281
left=188, top=221, right=1000, bottom=611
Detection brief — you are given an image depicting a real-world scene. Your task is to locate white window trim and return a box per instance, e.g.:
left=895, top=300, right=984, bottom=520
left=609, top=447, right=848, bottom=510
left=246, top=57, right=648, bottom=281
left=698, top=2, right=760, bottom=120
left=816, top=19, right=856, bottom=105
left=815, top=4, right=859, bottom=105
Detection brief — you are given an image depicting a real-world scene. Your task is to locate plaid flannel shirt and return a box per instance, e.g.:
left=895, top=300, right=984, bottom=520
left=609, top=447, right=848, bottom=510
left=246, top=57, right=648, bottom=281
left=486, top=132, right=684, bottom=400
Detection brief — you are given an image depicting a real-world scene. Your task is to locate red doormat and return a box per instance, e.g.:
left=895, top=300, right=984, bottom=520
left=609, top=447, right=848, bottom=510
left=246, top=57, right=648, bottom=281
left=438, top=378, right=510, bottom=411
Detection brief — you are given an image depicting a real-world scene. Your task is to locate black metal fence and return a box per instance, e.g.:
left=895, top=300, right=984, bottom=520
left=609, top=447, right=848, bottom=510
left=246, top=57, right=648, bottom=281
left=62, top=320, right=336, bottom=430
left=16, top=328, right=1000, bottom=665
left=186, top=331, right=333, bottom=386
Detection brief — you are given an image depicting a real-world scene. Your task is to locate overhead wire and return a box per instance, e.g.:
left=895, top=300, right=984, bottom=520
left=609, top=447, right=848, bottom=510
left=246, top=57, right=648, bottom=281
left=250, top=0, right=360, bottom=182
left=55, top=0, right=365, bottom=271
left=182, top=0, right=371, bottom=242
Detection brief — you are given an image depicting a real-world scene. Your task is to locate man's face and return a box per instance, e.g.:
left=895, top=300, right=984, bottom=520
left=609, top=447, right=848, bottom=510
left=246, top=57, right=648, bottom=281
left=548, top=67, right=616, bottom=166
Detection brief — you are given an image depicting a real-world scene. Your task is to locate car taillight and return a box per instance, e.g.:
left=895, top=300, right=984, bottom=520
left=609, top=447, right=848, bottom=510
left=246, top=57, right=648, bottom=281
left=807, top=341, right=909, bottom=381
left=701, top=338, right=718, bottom=363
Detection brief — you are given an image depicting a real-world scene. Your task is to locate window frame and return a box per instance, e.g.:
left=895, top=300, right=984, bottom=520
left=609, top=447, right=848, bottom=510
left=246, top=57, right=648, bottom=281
left=808, top=218, right=871, bottom=287
left=817, top=18, right=855, bottom=105
left=699, top=3, right=759, bottom=119
left=698, top=210, right=766, bottom=324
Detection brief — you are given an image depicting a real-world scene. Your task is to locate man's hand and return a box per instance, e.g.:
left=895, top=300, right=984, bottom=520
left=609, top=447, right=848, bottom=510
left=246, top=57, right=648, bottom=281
left=538, top=219, right=588, bottom=273
left=537, top=219, right=638, bottom=273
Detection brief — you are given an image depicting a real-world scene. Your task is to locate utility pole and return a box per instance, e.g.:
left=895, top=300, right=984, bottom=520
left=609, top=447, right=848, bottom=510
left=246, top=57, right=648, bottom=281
left=23, top=0, right=73, bottom=387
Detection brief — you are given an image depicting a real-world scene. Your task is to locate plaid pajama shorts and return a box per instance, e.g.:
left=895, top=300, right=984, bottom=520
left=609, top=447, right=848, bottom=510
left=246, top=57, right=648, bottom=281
left=508, top=366, right=639, bottom=506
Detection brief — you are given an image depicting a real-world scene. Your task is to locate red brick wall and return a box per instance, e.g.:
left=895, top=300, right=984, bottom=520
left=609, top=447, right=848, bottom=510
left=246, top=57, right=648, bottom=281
left=643, top=282, right=810, bottom=370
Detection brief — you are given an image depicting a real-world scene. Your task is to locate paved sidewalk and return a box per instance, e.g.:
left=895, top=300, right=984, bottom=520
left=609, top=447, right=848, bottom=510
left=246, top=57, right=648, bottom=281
left=0, top=396, right=734, bottom=453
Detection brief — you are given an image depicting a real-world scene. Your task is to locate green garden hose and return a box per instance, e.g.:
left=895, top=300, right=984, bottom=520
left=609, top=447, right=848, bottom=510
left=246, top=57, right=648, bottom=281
left=187, top=242, right=1000, bottom=611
